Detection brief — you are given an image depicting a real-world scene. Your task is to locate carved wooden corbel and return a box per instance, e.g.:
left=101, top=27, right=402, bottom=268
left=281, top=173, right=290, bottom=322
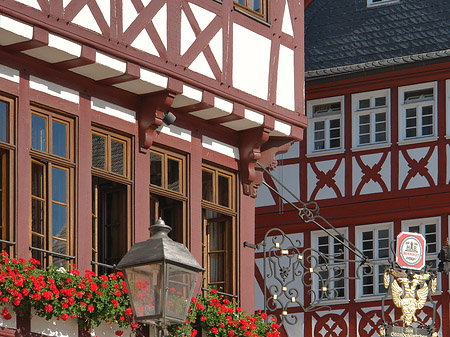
left=138, top=91, right=177, bottom=151
left=239, top=127, right=294, bottom=198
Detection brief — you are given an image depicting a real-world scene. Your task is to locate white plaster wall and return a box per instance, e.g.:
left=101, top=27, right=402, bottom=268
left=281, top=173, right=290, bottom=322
left=90, top=322, right=132, bottom=337
left=276, top=45, right=295, bottom=110
left=276, top=141, right=299, bottom=160
left=308, top=160, right=345, bottom=200
left=0, top=304, right=16, bottom=330
left=271, top=164, right=300, bottom=204
left=399, top=147, right=437, bottom=189
left=0, top=64, right=19, bottom=83
left=281, top=0, right=294, bottom=36
left=202, top=136, right=239, bottom=159
left=232, top=24, right=270, bottom=100
left=255, top=184, right=275, bottom=207
left=352, top=152, right=391, bottom=195
left=31, top=312, right=78, bottom=337
left=30, top=76, right=79, bottom=104
left=91, top=97, right=136, bottom=123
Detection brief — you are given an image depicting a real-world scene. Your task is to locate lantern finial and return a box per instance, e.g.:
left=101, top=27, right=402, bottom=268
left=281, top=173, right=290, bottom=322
left=149, top=218, right=172, bottom=238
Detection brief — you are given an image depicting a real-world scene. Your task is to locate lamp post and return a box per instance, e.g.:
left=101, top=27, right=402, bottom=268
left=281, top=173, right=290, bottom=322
left=117, top=218, right=204, bottom=334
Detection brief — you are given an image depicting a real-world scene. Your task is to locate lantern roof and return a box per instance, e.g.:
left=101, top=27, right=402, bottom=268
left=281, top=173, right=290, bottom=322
left=117, top=219, right=204, bottom=272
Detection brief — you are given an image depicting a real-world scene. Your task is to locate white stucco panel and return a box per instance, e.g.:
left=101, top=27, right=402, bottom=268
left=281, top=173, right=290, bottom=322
left=281, top=0, right=294, bottom=36
left=71, top=5, right=102, bottom=34
left=190, top=3, right=215, bottom=31
left=233, top=24, right=270, bottom=100
left=276, top=141, right=299, bottom=160
left=90, top=322, right=131, bottom=337
left=131, top=30, right=159, bottom=56
left=202, top=136, right=239, bottom=159
left=158, top=124, right=192, bottom=143
left=0, top=65, right=20, bottom=83
left=153, top=3, right=167, bottom=49
left=181, top=10, right=196, bottom=55
left=30, top=76, right=79, bottom=104
left=352, top=152, right=391, bottom=195
left=31, top=312, right=78, bottom=337
left=189, top=52, right=216, bottom=79
left=0, top=304, right=16, bottom=329
left=255, top=184, right=276, bottom=207
left=210, top=28, right=223, bottom=71
left=91, top=98, right=136, bottom=123
left=122, top=0, right=137, bottom=32
left=399, top=146, right=437, bottom=189
left=14, top=0, right=41, bottom=10
left=271, top=164, right=300, bottom=204
left=277, top=46, right=295, bottom=110
left=308, top=159, right=345, bottom=201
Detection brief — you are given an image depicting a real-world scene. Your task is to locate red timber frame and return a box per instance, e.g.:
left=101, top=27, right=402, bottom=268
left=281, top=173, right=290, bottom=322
left=255, top=61, right=450, bottom=337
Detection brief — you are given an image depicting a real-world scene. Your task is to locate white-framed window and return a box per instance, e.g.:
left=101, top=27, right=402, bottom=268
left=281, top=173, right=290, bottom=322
left=311, top=229, right=348, bottom=302
left=356, top=223, right=393, bottom=298
left=307, top=96, right=344, bottom=154
left=352, top=89, right=390, bottom=148
left=399, top=82, right=437, bottom=142
left=367, top=0, right=400, bottom=7
left=401, top=217, right=440, bottom=270
left=445, top=79, right=450, bottom=137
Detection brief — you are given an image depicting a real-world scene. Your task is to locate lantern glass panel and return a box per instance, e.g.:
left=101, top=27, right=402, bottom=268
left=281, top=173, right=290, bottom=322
left=166, top=264, right=198, bottom=322
left=125, top=263, right=163, bottom=320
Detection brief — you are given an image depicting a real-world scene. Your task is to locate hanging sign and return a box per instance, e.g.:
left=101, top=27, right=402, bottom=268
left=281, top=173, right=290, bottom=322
left=396, top=232, right=426, bottom=270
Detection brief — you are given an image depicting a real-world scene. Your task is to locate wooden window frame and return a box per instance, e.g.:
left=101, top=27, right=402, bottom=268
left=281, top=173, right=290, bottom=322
left=91, top=127, right=132, bottom=274
left=150, top=147, right=188, bottom=245
left=0, top=94, right=15, bottom=255
left=30, top=105, right=75, bottom=268
left=92, top=127, right=132, bottom=182
left=234, top=0, right=268, bottom=22
left=201, top=164, right=238, bottom=295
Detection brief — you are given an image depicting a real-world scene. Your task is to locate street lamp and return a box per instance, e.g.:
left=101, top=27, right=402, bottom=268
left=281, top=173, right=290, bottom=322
left=117, top=218, right=203, bottom=330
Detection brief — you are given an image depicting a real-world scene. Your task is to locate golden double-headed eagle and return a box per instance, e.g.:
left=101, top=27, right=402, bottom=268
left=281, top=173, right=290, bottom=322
left=384, top=269, right=436, bottom=326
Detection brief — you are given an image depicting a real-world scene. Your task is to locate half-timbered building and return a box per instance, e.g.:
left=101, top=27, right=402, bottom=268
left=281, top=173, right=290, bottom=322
left=256, top=1, right=450, bottom=336
left=0, top=0, right=306, bottom=335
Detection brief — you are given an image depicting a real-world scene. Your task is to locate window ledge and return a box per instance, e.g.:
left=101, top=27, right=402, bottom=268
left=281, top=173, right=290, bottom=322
left=354, top=295, right=388, bottom=303
left=313, top=298, right=350, bottom=306
left=351, top=142, right=392, bottom=152
left=306, top=149, right=345, bottom=158
left=397, top=136, right=438, bottom=146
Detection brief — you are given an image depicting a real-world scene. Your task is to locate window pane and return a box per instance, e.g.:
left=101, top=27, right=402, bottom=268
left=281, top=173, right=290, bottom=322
left=150, top=152, right=162, bottom=187
left=359, top=99, right=370, bottom=109
left=202, top=170, right=214, bottom=202
left=32, top=114, right=47, bottom=152
left=32, top=162, right=45, bottom=198
left=111, top=139, right=125, bottom=175
left=32, top=199, right=45, bottom=234
left=52, top=120, right=67, bottom=158
left=92, top=134, right=106, bottom=170
left=218, top=175, right=230, bottom=207
left=0, top=101, right=7, bottom=143
left=167, top=158, right=180, bottom=192
left=52, top=167, right=67, bottom=204
left=375, top=97, right=386, bottom=106
left=52, top=204, right=67, bottom=240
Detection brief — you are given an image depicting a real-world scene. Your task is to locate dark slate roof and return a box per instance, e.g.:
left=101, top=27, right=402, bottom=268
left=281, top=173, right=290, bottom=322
left=305, top=0, right=450, bottom=78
